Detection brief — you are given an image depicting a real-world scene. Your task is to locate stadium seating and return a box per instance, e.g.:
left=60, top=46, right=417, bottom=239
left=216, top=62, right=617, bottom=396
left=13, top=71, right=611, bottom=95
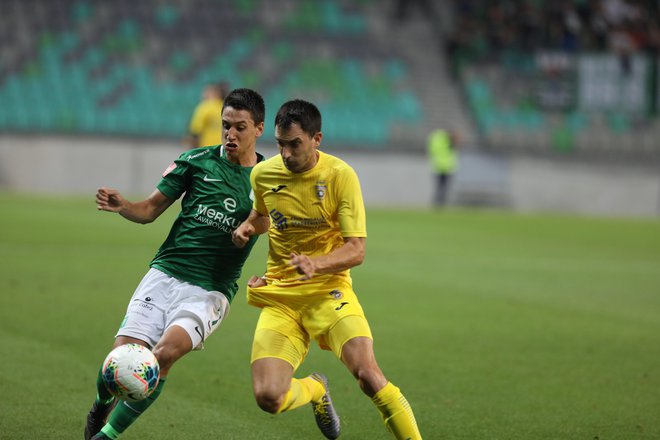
left=448, top=0, right=660, bottom=157
left=0, top=0, right=423, bottom=148
left=5, top=0, right=654, bottom=156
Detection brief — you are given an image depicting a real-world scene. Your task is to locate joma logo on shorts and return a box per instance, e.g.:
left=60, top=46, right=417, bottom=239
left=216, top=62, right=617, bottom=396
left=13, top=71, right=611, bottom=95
left=335, top=302, right=349, bottom=311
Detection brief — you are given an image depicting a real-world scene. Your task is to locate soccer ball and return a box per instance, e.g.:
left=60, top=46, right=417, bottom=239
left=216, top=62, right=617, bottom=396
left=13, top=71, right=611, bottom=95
left=101, top=343, right=160, bottom=402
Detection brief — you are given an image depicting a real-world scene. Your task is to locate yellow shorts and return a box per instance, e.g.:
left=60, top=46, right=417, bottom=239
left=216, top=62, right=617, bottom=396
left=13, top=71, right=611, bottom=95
left=249, top=281, right=373, bottom=370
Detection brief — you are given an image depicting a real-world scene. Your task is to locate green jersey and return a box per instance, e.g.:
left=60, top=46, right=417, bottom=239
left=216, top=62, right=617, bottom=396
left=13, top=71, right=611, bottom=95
left=150, top=145, right=263, bottom=302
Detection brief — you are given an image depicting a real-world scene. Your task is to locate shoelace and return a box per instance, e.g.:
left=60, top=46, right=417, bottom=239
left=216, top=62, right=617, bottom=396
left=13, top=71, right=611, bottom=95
left=313, top=399, right=333, bottom=425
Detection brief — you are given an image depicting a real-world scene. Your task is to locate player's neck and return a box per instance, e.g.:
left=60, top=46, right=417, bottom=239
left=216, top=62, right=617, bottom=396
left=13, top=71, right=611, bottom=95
left=230, top=149, right=257, bottom=167
left=295, top=151, right=320, bottom=173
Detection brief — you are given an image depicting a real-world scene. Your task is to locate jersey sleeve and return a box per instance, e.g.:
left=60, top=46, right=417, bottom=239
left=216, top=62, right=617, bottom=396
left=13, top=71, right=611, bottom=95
left=156, top=153, right=191, bottom=200
left=335, top=165, right=367, bottom=238
left=250, top=165, right=268, bottom=216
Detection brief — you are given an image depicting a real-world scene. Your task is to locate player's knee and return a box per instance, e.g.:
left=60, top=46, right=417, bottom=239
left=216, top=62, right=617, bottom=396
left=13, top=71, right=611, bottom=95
left=353, top=365, right=386, bottom=396
left=254, top=388, right=285, bottom=414
left=152, top=345, right=178, bottom=372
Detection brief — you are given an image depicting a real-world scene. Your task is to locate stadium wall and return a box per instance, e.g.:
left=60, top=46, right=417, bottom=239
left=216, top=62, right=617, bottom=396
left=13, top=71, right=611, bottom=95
left=0, top=135, right=658, bottom=218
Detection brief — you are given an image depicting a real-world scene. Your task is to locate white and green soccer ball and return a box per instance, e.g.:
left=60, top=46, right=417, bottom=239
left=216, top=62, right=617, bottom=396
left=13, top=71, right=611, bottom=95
left=101, top=343, right=160, bottom=402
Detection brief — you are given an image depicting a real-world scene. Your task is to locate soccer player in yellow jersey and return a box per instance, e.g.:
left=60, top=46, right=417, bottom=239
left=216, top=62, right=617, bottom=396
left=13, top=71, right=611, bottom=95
left=186, top=82, right=229, bottom=148
left=232, top=99, right=422, bottom=440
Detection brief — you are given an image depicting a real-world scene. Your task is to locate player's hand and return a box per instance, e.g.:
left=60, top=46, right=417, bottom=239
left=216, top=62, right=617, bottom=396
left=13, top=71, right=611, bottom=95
left=247, top=275, right=266, bottom=288
left=290, top=253, right=315, bottom=280
left=232, top=223, right=255, bottom=248
left=96, top=187, right=125, bottom=213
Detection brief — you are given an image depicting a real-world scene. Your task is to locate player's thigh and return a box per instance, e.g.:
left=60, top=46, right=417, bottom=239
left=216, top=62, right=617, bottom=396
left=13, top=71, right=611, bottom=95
left=251, top=305, right=309, bottom=372
left=118, top=268, right=230, bottom=351
left=151, top=323, right=195, bottom=371
left=306, top=285, right=373, bottom=358
left=166, top=287, right=230, bottom=351
left=327, top=314, right=373, bottom=360
left=116, top=268, right=171, bottom=347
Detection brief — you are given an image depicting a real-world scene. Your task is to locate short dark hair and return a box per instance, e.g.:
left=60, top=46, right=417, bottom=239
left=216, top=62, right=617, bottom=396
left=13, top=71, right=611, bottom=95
left=274, top=99, right=322, bottom=137
left=222, top=88, right=265, bottom=125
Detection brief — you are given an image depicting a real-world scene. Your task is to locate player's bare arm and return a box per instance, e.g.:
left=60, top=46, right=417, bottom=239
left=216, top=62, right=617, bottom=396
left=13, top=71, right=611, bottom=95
left=96, top=187, right=174, bottom=224
left=291, top=236, right=365, bottom=280
left=232, top=209, right=270, bottom=248
left=235, top=209, right=270, bottom=287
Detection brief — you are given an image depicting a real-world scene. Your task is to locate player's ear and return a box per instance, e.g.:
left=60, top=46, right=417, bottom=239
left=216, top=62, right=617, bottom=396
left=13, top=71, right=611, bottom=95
left=255, top=121, right=265, bottom=137
left=313, top=131, right=322, bottom=148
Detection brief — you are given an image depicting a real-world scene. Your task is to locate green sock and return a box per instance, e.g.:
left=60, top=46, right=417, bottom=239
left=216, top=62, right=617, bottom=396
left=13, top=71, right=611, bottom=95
left=95, top=366, right=115, bottom=405
left=101, top=377, right=167, bottom=439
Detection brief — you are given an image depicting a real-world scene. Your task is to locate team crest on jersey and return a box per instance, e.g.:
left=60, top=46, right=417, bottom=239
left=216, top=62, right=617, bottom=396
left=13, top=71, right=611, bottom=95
left=163, top=162, right=177, bottom=177
left=329, top=289, right=343, bottom=300
left=315, top=181, right=327, bottom=200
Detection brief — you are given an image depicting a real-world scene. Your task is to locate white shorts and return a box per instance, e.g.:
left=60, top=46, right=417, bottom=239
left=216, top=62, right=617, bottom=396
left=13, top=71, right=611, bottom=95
left=116, top=268, right=230, bottom=350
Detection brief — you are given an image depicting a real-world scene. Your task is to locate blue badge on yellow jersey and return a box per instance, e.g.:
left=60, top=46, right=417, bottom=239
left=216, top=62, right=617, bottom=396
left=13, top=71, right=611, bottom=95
left=316, top=181, right=327, bottom=200
left=329, top=289, right=343, bottom=300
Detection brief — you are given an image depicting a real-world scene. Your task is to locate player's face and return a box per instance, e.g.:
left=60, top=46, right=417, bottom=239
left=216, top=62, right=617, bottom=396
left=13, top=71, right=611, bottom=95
left=222, top=106, right=264, bottom=164
left=275, top=123, right=322, bottom=173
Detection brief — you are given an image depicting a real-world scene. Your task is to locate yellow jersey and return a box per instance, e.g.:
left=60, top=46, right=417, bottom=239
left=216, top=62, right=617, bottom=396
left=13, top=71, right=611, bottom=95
left=188, top=98, right=223, bottom=147
left=250, top=150, right=367, bottom=288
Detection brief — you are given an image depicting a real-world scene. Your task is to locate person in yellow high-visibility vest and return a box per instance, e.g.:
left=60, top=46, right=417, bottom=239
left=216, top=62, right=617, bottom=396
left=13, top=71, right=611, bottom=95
left=427, top=128, right=460, bottom=206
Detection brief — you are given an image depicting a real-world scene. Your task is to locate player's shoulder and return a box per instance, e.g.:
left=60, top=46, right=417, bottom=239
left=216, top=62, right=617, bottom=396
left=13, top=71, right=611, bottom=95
left=253, top=154, right=284, bottom=174
left=320, top=151, right=347, bottom=166
left=319, top=151, right=356, bottom=175
left=199, top=98, right=221, bottom=112
left=177, top=146, right=217, bottom=162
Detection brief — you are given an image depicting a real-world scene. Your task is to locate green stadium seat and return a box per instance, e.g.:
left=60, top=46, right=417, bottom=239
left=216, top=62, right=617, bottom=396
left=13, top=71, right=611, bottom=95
left=169, top=52, right=192, bottom=73
left=608, top=112, right=630, bottom=134
left=235, top=0, right=257, bottom=14
left=72, top=1, right=93, bottom=24
left=384, top=59, right=406, bottom=81
left=155, top=5, right=179, bottom=29
left=1, top=0, right=420, bottom=146
left=567, top=111, right=587, bottom=133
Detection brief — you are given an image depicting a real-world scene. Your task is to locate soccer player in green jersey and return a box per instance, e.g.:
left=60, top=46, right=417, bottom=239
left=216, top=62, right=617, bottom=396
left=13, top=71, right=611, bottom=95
left=233, top=99, right=422, bottom=439
left=84, top=88, right=266, bottom=440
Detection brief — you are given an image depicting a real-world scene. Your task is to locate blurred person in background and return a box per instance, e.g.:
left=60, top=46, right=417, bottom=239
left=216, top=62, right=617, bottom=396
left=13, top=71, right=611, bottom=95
left=185, top=81, right=229, bottom=149
left=232, top=99, right=423, bottom=440
left=428, top=128, right=460, bottom=207
left=84, top=88, right=265, bottom=440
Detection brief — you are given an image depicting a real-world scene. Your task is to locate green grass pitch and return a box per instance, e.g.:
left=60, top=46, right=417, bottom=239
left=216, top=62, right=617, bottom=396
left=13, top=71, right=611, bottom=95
left=1, top=192, right=659, bottom=439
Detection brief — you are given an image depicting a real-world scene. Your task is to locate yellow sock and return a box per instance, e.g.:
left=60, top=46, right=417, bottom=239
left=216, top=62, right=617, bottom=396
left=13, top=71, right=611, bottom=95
left=277, top=377, right=325, bottom=413
left=371, top=382, right=422, bottom=440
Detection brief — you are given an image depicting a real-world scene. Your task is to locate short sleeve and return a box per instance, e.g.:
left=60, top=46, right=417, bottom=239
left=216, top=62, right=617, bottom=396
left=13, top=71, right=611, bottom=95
left=336, top=165, right=367, bottom=238
left=156, top=155, right=190, bottom=200
left=250, top=165, right=268, bottom=216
